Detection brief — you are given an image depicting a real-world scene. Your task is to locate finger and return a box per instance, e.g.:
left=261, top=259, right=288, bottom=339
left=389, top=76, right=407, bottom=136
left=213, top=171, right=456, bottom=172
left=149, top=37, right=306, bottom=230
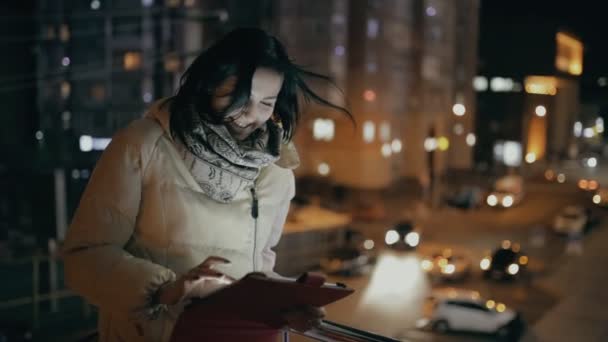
left=187, top=268, right=224, bottom=279
left=200, top=256, right=231, bottom=268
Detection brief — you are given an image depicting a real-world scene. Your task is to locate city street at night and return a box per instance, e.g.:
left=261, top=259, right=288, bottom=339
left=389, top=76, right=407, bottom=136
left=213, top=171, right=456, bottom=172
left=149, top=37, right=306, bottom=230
left=2, top=1, right=608, bottom=341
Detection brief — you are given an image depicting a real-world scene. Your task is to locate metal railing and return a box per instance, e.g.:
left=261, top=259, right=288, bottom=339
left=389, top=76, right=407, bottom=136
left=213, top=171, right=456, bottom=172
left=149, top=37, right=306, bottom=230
left=0, top=252, right=92, bottom=329
left=287, top=320, right=401, bottom=342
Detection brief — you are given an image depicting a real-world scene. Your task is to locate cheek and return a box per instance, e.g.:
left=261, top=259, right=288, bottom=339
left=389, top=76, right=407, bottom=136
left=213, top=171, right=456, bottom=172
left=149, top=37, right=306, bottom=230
left=211, top=96, right=231, bottom=112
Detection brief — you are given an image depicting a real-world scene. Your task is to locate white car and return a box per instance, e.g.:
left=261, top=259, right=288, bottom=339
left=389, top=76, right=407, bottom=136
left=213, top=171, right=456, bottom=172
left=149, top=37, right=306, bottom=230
left=424, top=288, right=520, bottom=337
left=553, top=205, right=588, bottom=235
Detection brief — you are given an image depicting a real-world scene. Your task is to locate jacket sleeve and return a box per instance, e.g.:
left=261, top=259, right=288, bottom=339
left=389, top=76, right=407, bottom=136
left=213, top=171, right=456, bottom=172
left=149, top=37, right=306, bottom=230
left=261, top=170, right=295, bottom=274
left=62, top=124, right=176, bottom=320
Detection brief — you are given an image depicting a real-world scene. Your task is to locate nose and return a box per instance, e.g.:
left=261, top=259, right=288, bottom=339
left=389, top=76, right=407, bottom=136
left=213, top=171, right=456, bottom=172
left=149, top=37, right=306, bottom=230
left=234, top=102, right=257, bottom=127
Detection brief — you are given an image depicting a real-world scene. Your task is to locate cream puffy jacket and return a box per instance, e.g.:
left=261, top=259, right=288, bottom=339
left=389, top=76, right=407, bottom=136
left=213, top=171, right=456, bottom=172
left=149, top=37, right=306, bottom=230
left=62, top=103, right=296, bottom=342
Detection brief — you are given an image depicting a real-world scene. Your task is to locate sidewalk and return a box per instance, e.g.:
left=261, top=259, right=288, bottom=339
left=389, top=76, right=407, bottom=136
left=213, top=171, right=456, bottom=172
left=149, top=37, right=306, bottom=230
left=527, top=221, right=608, bottom=341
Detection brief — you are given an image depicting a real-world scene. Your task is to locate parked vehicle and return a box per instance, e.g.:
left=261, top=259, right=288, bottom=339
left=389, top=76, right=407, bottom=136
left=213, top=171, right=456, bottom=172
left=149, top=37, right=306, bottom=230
left=552, top=205, right=589, bottom=235
left=480, top=241, right=529, bottom=281
left=424, top=288, right=524, bottom=339
left=319, top=229, right=377, bottom=277
left=420, top=249, right=472, bottom=281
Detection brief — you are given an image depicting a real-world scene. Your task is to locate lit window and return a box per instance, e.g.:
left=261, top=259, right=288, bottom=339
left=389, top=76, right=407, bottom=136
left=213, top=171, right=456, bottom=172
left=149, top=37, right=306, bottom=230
left=313, top=118, right=335, bottom=141
left=164, top=54, right=181, bottom=72
left=381, top=143, right=392, bottom=158
left=596, top=118, right=604, bottom=133
left=90, top=0, right=101, bottom=10
left=490, top=77, right=514, bottom=92
left=124, top=52, right=142, bottom=71
left=473, top=76, right=488, bottom=91
left=391, top=139, right=402, bottom=153
left=61, top=57, right=71, bottom=67
left=363, top=121, right=375, bottom=143
left=525, top=76, right=557, bottom=95
left=452, top=103, right=465, bottom=116
left=143, top=92, right=153, bottom=103
left=334, top=45, right=345, bottom=56
left=367, top=19, right=379, bottom=38
left=60, top=24, right=70, bottom=42
left=424, top=137, right=437, bottom=151
left=380, top=121, right=390, bottom=142
left=555, top=32, right=583, bottom=76
left=437, top=137, right=449, bottom=151
left=503, top=141, right=522, bottom=167
left=60, top=81, right=71, bottom=99
left=573, top=122, right=582, bottom=137
left=453, top=123, right=464, bottom=135
left=466, top=133, right=476, bottom=146
left=80, top=135, right=111, bottom=152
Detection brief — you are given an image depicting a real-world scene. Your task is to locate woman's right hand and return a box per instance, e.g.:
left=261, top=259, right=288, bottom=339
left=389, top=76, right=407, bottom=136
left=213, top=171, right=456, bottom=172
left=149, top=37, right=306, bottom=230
left=157, top=256, right=233, bottom=306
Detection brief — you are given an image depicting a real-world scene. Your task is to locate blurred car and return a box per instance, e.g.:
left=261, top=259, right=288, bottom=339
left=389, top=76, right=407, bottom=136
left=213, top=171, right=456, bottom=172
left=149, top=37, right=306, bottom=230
left=577, top=178, right=600, bottom=192
left=424, top=288, right=523, bottom=338
left=593, top=188, right=608, bottom=208
left=445, top=186, right=482, bottom=210
left=480, top=241, right=529, bottom=280
left=319, top=229, right=377, bottom=276
left=581, top=153, right=600, bottom=168
left=552, top=205, right=589, bottom=235
left=420, top=249, right=472, bottom=281
left=384, top=220, right=421, bottom=250
left=486, top=175, right=524, bottom=208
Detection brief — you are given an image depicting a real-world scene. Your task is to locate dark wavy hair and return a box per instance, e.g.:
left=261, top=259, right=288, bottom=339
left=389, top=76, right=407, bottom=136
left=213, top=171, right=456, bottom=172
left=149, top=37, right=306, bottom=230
left=165, top=27, right=351, bottom=145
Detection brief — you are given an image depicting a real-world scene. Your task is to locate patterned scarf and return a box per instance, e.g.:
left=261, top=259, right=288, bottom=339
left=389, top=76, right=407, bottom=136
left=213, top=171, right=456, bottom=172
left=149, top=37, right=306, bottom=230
left=175, top=113, right=282, bottom=203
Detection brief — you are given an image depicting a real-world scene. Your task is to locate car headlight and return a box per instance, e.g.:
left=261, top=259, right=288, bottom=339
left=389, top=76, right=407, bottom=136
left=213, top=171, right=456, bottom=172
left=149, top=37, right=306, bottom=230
left=593, top=194, right=602, bottom=204
left=441, top=264, right=456, bottom=275
left=487, top=195, right=498, bottom=206
left=420, top=259, right=433, bottom=271
left=480, top=257, right=491, bottom=270
left=507, top=263, right=519, bottom=275
left=385, top=230, right=399, bottom=245
left=502, top=195, right=514, bottom=207
left=363, top=239, right=375, bottom=250
left=405, top=232, right=420, bottom=247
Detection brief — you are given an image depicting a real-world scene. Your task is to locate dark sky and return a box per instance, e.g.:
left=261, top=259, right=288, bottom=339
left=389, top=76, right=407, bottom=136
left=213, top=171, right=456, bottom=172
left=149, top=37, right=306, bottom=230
left=480, top=0, right=608, bottom=77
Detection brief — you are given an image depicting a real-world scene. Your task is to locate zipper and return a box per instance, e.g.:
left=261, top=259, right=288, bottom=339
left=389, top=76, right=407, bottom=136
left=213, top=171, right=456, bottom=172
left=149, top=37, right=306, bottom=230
left=250, top=186, right=258, bottom=271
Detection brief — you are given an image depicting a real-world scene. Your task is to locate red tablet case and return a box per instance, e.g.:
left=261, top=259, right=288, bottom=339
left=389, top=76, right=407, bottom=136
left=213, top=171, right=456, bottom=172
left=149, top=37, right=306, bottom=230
left=171, top=272, right=354, bottom=340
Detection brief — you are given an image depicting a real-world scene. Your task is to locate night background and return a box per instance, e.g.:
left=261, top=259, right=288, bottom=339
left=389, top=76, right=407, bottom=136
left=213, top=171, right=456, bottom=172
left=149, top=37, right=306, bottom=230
left=0, top=0, right=607, bottom=341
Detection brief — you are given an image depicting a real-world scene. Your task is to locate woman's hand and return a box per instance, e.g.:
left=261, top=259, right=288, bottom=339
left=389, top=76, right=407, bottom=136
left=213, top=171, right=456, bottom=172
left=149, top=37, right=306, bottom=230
left=282, top=306, right=326, bottom=332
left=157, top=256, right=233, bottom=306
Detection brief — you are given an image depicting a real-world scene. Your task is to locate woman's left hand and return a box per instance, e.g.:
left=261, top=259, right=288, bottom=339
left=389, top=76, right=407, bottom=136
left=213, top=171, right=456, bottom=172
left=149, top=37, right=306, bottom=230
left=282, top=306, right=326, bottom=332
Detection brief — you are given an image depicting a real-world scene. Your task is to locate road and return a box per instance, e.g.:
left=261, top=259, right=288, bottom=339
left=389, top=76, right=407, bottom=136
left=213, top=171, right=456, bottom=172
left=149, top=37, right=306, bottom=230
left=291, top=170, right=605, bottom=342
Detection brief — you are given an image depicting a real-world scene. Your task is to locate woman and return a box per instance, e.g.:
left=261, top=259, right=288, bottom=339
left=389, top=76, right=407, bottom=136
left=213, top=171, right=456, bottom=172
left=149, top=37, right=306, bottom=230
left=62, top=28, right=351, bottom=342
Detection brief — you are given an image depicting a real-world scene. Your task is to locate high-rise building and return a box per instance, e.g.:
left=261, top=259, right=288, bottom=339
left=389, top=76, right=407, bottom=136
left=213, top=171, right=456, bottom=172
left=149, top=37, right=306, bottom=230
left=275, top=0, right=479, bottom=192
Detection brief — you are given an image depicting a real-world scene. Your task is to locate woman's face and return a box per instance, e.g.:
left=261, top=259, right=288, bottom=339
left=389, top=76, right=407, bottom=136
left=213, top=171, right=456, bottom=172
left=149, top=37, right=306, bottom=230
left=211, top=67, right=284, bottom=141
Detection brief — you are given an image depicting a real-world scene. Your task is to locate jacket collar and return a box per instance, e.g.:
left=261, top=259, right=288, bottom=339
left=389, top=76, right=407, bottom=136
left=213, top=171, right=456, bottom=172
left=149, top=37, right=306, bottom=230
left=144, top=98, right=300, bottom=170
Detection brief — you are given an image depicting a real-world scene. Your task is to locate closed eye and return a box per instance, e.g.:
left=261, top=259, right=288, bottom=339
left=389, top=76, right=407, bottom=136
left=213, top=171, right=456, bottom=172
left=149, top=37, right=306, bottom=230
left=261, top=102, right=274, bottom=107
